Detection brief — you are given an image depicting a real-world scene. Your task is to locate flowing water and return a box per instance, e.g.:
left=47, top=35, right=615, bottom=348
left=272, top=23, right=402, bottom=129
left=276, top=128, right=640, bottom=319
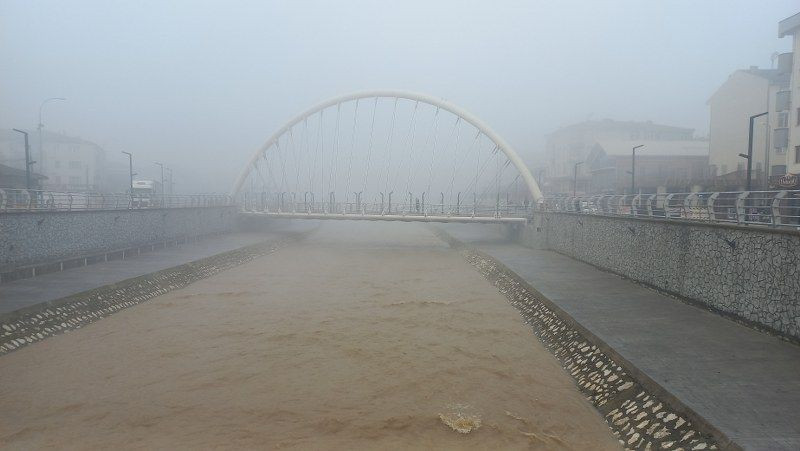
left=0, top=222, right=620, bottom=450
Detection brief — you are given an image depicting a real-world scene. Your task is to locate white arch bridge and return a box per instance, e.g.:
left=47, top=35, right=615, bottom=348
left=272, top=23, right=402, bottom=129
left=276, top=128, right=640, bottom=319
left=232, top=90, right=542, bottom=224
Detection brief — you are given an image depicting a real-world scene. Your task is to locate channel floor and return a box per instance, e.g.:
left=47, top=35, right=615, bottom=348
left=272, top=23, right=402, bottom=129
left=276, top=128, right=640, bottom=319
left=440, top=223, right=800, bottom=451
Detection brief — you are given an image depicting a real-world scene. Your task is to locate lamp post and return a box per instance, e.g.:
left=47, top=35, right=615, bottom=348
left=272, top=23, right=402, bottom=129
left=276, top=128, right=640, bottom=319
left=121, top=151, right=134, bottom=194
left=154, top=162, right=164, bottom=206
left=37, top=97, right=66, bottom=168
left=631, top=144, right=644, bottom=194
left=741, top=112, right=768, bottom=191
left=12, top=129, right=34, bottom=189
left=165, top=167, right=173, bottom=194
left=573, top=161, right=583, bottom=197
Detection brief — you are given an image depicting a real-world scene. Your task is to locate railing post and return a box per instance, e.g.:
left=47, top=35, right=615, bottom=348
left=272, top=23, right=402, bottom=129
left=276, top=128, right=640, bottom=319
left=772, top=190, right=788, bottom=227
left=736, top=191, right=749, bottom=224
left=440, top=192, right=445, bottom=215
left=707, top=192, right=719, bottom=221
left=387, top=191, right=392, bottom=215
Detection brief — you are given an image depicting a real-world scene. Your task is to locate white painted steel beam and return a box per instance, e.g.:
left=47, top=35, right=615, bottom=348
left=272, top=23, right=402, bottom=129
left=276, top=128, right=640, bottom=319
left=230, top=90, right=543, bottom=202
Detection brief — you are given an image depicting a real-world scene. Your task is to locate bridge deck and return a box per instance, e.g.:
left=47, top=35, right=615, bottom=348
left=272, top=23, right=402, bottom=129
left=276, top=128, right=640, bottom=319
left=240, top=211, right=528, bottom=224
left=440, top=223, right=800, bottom=450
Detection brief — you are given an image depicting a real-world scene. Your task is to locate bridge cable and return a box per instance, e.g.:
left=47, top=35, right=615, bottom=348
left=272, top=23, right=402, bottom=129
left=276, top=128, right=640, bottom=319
left=361, top=97, right=379, bottom=200
left=328, top=103, right=341, bottom=198
left=344, top=99, right=359, bottom=203
left=424, top=106, right=442, bottom=199
left=399, top=101, right=421, bottom=211
left=381, top=97, right=399, bottom=202
left=448, top=129, right=481, bottom=210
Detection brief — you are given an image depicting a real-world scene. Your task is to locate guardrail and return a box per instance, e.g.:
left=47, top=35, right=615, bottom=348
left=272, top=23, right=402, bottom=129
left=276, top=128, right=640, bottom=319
left=538, top=191, right=800, bottom=229
left=0, top=189, right=233, bottom=212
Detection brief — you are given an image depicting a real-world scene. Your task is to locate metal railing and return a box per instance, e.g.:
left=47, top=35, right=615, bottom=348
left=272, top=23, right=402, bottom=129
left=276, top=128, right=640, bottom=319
left=0, top=189, right=233, bottom=212
left=538, top=191, right=800, bottom=229
left=240, top=191, right=532, bottom=219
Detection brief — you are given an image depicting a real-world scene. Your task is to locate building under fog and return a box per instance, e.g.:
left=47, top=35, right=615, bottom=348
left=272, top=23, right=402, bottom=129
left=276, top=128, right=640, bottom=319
left=585, top=139, right=710, bottom=194
left=543, top=119, right=705, bottom=195
left=778, top=12, right=800, bottom=186
left=0, top=129, right=111, bottom=192
left=707, top=59, right=792, bottom=189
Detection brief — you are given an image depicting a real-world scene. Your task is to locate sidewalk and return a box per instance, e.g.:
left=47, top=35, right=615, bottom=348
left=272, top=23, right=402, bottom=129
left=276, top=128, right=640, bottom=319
left=440, top=224, right=800, bottom=450
left=0, top=224, right=313, bottom=315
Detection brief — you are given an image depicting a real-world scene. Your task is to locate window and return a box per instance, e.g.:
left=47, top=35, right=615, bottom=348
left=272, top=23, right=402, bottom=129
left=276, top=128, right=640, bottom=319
left=777, top=111, right=789, bottom=128
left=797, top=108, right=800, bottom=126
left=68, top=161, right=81, bottom=169
left=737, top=161, right=745, bottom=172
left=54, top=160, right=61, bottom=168
left=775, top=91, right=791, bottom=111
left=721, top=164, right=728, bottom=175
left=796, top=146, right=800, bottom=164
left=68, top=176, right=81, bottom=185
left=772, top=165, right=787, bottom=176
left=774, top=128, right=789, bottom=152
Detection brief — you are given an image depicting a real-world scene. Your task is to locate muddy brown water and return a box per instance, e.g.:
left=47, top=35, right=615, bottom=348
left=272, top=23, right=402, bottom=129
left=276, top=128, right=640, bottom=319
left=0, top=222, right=620, bottom=450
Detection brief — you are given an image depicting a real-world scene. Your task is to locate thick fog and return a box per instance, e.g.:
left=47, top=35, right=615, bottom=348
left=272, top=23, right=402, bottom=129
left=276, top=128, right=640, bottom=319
left=0, top=0, right=796, bottom=194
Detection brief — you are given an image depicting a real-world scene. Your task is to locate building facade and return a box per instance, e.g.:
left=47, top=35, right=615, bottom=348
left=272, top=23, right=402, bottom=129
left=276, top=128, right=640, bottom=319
left=779, top=12, right=800, bottom=184
left=707, top=64, right=791, bottom=187
left=544, top=120, right=697, bottom=195
left=586, top=139, right=710, bottom=194
left=0, top=129, right=107, bottom=192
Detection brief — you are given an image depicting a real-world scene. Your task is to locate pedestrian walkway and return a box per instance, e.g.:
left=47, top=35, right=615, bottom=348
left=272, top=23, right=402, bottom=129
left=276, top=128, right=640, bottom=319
left=0, top=225, right=312, bottom=315
left=440, top=224, right=800, bottom=450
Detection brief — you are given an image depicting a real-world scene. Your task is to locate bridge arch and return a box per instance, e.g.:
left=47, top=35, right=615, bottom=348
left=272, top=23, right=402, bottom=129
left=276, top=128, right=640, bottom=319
left=230, top=89, right=542, bottom=202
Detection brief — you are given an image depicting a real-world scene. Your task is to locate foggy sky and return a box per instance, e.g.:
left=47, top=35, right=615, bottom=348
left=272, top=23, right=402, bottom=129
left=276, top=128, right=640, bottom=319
left=1, top=0, right=797, bottom=193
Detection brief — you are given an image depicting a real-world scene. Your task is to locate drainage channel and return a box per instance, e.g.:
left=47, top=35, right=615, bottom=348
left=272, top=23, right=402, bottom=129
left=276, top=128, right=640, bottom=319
left=431, top=226, right=737, bottom=451
left=0, top=229, right=315, bottom=356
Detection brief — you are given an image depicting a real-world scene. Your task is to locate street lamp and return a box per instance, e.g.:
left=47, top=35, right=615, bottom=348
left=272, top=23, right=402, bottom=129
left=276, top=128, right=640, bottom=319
left=12, top=129, right=35, bottom=189
left=154, top=162, right=164, bottom=191
left=631, top=144, right=645, bottom=194
left=743, top=112, right=768, bottom=191
left=165, top=167, right=173, bottom=194
left=37, top=97, right=66, bottom=167
left=573, top=161, right=584, bottom=197
left=121, top=151, right=135, bottom=193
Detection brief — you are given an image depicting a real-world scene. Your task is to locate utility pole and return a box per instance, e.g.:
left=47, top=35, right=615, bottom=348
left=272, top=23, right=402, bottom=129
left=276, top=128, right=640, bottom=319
left=154, top=162, right=164, bottom=205
left=121, top=151, right=134, bottom=193
left=166, top=167, right=173, bottom=194
left=740, top=112, right=768, bottom=191
left=37, top=97, right=66, bottom=170
left=12, top=129, right=34, bottom=189
left=573, top=161, right=583, bottom=197
left=631, top=144, right=644, bottom=194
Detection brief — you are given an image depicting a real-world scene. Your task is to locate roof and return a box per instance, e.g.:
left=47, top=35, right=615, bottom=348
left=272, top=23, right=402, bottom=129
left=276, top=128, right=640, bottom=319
left=593, top=139, right=709, bottom=157
left=0, top=163, right=47, bottom=179
left=546, top=119, right=693, bottom=137
left=741, top=67, right=791, bottom=85
left=0, top=129, right=103, bottom=148
left=707, top=68, right=791, bottom=104
left=778, top=12, right=800, bottom=37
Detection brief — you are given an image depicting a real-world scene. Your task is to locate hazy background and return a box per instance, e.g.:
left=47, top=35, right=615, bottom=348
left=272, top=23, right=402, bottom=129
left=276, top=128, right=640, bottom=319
left=1, top=0, right=797, bottom=193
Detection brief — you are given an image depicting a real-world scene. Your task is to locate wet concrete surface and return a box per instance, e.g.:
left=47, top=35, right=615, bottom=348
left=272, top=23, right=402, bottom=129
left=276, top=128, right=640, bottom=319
left=440, top=223, right=800, bottom=450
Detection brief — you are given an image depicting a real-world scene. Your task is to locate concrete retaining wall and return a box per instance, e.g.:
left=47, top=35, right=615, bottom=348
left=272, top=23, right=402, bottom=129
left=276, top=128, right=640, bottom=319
left=512, top=212, right=800, bottom=340
left=0, top=207, right=237, bottom=271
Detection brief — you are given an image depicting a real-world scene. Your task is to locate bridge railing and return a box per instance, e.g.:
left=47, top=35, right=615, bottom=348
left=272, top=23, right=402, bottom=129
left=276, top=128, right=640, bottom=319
left=537, top=190, right=800, bottom=229
left=240, top=192, right=532, bottom=218
left=0, top=189, right=233, bottom=213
